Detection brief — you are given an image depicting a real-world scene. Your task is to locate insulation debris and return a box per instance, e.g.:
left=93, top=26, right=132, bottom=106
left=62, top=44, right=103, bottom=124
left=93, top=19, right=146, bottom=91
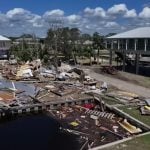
left=118, top=119, right=142, bottom=134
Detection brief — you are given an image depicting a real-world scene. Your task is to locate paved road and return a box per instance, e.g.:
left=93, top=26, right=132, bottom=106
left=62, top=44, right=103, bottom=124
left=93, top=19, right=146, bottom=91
left=84, top=68, right=150, bottom=97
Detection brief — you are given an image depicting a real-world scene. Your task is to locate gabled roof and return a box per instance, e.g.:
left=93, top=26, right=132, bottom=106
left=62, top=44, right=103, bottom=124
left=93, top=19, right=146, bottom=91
left=107, top=27, right=150, bottom=39
left=0, top=35, right=11, bottom=41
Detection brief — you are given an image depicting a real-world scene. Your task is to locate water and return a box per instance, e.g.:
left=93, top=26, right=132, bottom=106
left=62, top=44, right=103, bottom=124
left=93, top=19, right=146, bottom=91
left=0, top=114, right=80, bottom=150
left=0, top=79, right=39, bottom=96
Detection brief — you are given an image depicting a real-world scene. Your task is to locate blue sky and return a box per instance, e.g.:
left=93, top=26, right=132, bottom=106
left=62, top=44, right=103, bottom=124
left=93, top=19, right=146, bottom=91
left=0, top=0, right=150, bottom=36
left=0, top=0, right=148, bottom=14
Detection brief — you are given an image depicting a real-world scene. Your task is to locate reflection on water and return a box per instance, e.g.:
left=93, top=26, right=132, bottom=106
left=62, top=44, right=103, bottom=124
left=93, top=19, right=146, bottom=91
left=0, top=114, right=80, bottom=150
left=0, top=79, right=39, bottom=96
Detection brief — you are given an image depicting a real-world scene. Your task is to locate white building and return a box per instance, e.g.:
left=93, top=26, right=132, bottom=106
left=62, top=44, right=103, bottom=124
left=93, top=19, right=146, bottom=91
left=0, top=35, right=11, bottom=59
left=106, top=27, right=150, bottom=74
left=106, top=27, right=150, bottom=51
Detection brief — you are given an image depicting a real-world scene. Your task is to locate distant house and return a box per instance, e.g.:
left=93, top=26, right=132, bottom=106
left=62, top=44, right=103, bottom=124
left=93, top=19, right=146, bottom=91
left=0, top=35, right=11, bottom=59
left=14, top=37, right=40, bottom=47
left=106, top=27, right=150, bottom=51
left=105, top=27, right=150, bottom=74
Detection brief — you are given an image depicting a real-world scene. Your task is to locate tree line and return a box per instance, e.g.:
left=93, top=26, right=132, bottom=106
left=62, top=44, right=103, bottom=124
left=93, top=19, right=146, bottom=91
left=10, top=27, right=114, bottom=64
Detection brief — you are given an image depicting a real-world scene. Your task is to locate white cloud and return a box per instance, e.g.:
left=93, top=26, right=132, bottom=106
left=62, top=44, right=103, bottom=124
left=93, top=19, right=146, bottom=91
left=107, top=4, right=127, bottom=15
left=124, top=9, right=137, bottom=18
left=66, top=14, right=81, bottom=25
left=104, top=21, right=119, bottom=28
left=43, top=9, right=64, bottom=18
left=0, top=4, right=149, bottom=37
left=139, top=7, right=150, bottom=18
left=0, top=13, right=7, bottom=22
left=7, top=8, right=30, bottom=18
left=84, top=7, right=94, bottom=14
left=84, top=7, right=106, bottom=18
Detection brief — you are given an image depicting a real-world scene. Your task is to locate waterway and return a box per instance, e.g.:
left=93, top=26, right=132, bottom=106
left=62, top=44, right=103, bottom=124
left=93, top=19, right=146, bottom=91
left=0, top=114, right=80, bottom=150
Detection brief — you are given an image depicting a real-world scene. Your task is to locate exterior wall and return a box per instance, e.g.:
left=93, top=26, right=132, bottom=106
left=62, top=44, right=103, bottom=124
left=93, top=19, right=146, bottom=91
left=107, top=38, right=150, bottom=52
left=0, top=40, right=11, bottom=59
left=147, top=39, right=150, bottom=51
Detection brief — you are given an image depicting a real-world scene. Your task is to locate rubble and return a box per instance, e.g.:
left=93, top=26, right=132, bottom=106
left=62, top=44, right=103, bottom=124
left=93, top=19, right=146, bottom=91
left=118, top=119, right=142, bottom=134
left=0, top=60, right=149, bottom=150
left=101, top=66, right=118, bottom=75
left=106, top=91, right=140, bottom=104
left=47, top=103, right=138, bottom=148
left=145, top=99, right=150, bottom=106
left=140, top=106, right=150, bottom=115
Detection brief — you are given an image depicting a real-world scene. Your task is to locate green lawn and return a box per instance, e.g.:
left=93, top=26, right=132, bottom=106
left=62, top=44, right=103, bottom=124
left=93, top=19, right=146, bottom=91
left=102, top=134, right=150, bottom=150
left=101, top=95, right=123, bottom=105
left=119, top=106, right=150, bottom=126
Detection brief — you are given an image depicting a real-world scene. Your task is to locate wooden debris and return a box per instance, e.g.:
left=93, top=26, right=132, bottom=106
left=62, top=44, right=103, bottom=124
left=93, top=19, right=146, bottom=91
left=118, top=119, right=142, bottom=134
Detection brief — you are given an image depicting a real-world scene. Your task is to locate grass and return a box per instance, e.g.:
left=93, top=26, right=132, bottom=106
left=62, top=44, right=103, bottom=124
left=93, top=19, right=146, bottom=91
left=101, top=95, right=123, bottom=105
left=118, top=106, right=150, bottom=126
left=102, top=134, right=150, bottom=150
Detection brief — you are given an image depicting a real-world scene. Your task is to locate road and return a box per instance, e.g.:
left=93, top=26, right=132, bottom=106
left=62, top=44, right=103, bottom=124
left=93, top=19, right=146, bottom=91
left=84, top=68, right=150, bottom=98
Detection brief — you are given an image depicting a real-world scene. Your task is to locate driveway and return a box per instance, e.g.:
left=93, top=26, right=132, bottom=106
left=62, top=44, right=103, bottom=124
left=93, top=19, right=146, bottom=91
left=84, top=68, right=150, bottom=98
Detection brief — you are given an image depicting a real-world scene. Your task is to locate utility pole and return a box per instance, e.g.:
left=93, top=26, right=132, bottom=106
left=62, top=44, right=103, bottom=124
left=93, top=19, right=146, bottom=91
left=32, top=33, right=38, bottom=59
left=47, top=17, right=63, bottom=71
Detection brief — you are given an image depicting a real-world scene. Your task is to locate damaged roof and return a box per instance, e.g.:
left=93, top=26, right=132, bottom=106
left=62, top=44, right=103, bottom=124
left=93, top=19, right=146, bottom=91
left=0, top=35, right=11, bottom=41
left=107, top=27, right=150, bottom=39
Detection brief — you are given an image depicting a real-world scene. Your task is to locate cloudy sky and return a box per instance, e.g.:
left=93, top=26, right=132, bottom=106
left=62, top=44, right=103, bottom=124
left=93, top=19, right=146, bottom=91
left=0, top=0, right=150, bottom=37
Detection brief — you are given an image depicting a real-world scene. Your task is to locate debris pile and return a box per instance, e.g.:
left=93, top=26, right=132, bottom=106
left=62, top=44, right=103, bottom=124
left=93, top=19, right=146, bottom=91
left=101, top=66, right=118, bottom=75
left=106, top=91, right=140, bottom=104
left=0, top=80, right=39, bottom=108
left=140, top=99, right=150, bottom=115
left=0, top=60, right=148, bottom=150
left=48, top=102, right=142, bottom=149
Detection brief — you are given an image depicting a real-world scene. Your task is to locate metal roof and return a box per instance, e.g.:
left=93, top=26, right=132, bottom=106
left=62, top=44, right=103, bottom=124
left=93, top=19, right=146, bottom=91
left=107, top=27, right=150, bottom=39
left=0, top=35, right=10, bottom=41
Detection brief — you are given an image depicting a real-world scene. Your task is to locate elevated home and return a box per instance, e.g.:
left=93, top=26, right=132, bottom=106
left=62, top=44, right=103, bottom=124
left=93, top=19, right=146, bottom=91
left=106, top=27, right=150, bottom=74
left=0, top=35, right=11, bottom=59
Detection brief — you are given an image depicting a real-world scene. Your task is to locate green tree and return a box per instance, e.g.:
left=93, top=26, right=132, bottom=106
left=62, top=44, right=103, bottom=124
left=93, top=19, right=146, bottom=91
left=92, top=32, right=104, bottom=64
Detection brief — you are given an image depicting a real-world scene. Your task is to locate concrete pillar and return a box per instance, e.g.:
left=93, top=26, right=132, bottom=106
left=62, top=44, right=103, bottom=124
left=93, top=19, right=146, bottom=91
left=109, top=50, right=112, bottom=65
left=135, top=53, right=139, bottom=74
left=134, top=39, right=137, bottom=51
left=105, top=41, right=108, bottom=49
left=144, top=39, right=147, bottom=52
left=126, top=39, right=128, bottom=50
left=118, top=40, right=120, bottom=50
left=111, top=40, right=114, bottom=49
left=122, top=51, right=126, bottom=71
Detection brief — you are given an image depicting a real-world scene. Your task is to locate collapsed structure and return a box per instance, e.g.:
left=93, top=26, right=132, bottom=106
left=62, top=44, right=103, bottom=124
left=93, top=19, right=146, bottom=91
left=0, top=60, right=149, bottom=150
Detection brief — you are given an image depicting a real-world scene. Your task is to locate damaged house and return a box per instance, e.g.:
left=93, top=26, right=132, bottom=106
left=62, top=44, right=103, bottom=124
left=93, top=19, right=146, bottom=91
left=0, top=35, right=11, bottom=59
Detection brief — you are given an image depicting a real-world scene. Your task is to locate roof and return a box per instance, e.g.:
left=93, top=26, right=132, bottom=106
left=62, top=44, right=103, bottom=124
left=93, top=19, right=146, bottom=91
left=107, top=27, right=150, bottom=39
left=0, top=35, right=11, bottom=41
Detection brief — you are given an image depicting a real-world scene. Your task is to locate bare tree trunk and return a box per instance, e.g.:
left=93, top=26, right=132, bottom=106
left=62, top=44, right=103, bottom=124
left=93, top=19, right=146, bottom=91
left=89, top=53, right=92, bottom=66
left=72, top=51, right=77, bottom=66
left=97, top=48, right=100, bottom=65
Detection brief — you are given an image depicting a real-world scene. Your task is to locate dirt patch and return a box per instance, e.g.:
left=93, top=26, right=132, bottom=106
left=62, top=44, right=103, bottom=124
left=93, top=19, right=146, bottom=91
left=93, top=67, right=150, bottom=89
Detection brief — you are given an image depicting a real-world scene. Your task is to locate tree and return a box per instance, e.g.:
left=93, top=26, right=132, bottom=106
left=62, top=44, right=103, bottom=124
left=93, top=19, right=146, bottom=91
left=81, top=33, right=92, bottom=42
left=70, top=28, right=80, bottom=64
left=105, top=33, right=116, bottom=37
left=45, top=27, right=81, bottom=65
left=92, top=32, right=104, bottom=64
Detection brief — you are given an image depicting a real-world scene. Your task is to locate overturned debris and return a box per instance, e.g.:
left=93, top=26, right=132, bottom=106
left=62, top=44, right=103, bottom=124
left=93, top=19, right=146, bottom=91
left=118, top=119, right=142, bottom=134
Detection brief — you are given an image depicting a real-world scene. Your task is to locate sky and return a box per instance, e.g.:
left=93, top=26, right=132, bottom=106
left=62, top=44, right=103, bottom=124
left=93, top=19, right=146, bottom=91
left=0, top=0, right=150, bottom=37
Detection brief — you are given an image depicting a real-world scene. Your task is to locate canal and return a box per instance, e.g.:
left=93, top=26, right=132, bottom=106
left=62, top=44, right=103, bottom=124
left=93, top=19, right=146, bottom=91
left=0, top=114, right=80, bottom=150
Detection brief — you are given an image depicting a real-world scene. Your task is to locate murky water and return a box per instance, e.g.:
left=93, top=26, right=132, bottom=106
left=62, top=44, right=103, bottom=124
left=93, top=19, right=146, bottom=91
left=0, top=80, right=38, bottom=96
left=0, top=114, right=80, bottom=150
